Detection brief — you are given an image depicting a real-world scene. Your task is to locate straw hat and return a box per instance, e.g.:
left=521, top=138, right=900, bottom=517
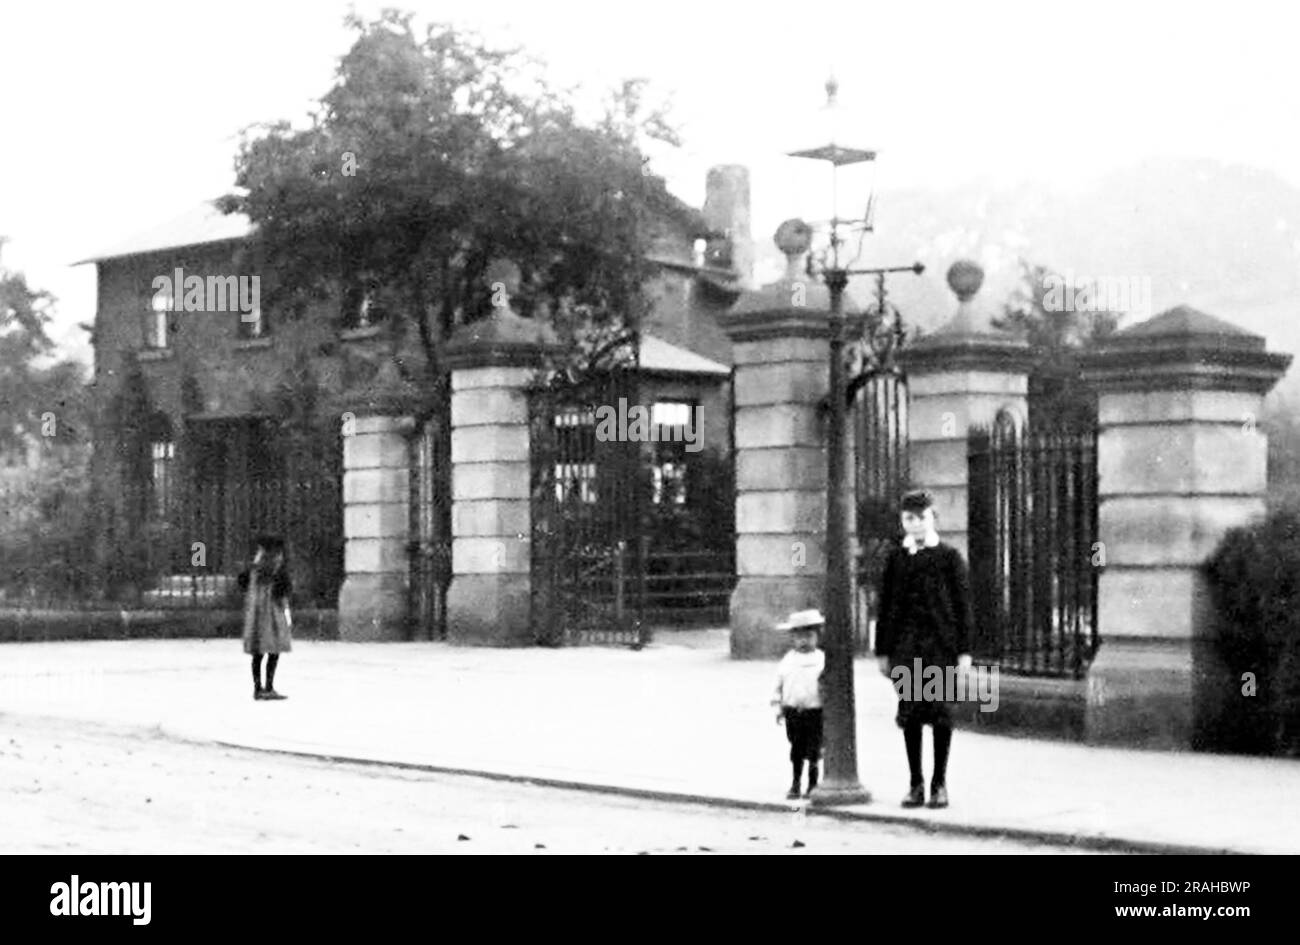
left=776, top=609, right=825, bottom=632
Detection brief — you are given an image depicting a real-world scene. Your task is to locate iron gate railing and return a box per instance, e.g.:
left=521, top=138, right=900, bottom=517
left=852, top=369, right=910, bottom=655
left=530, top=348, right=649, bottom=647
left=409, top=403, right=451, bottom=640
left=174, top=430, right=342, bottom=608
left=967, top=411, right=1099, bottom=678
left=142, top=428, right=343, bottom=609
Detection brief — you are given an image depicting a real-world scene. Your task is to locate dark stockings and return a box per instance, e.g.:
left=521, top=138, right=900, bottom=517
left=250, top=653, right=280, bottom=691
left=904, top=720, right=924, bottom=787
left=932, top=725, right=952, bottom=789
left=904, top=721, right=953, bottom=789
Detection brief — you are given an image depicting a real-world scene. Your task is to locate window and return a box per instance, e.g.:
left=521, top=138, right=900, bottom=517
left=146, top=293, right=171, bottom=348
left=652, top=459, right=687, bottom=505
left=341, top=279, right=387, bottom=330
left=651, top=401, right=695, bottom=505
left=555, top=461, right=598, bottom=504
left=651, top=401, right=693, bottom=428
left=237, top=303, right=267, bottom=339
left=151, top=440, right=175, bottom=517
left=692, top=238, right=708, bottom=268
left=553, top=406, right=598, bottom=504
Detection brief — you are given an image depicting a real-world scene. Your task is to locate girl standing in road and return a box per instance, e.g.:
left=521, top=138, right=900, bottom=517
left=238, top=534, right=293, bottom=701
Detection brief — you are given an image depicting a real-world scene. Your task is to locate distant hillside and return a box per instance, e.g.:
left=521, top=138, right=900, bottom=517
left=752, top=157, right=1300, bottom=400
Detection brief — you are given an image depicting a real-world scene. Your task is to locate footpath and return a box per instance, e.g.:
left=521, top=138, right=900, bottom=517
left=0, top=630, right=1294, bottom=854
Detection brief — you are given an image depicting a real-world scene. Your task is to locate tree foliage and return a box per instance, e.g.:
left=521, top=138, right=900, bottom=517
left=1205, top=505, right=1300, bottom=754
left=0, top=244, right=97, bottom=600
left=0, top=242, right=91, bottom=457
left=219, top=11, right=692, bottom=383
left=995, top=259, right=1122, bottom=430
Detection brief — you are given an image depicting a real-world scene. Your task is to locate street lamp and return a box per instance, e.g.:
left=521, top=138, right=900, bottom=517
left=788, top=77, right=923, bottom=807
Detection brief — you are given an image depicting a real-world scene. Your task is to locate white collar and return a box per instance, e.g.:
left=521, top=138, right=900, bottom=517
left=903, top=531, right=940, bottom=554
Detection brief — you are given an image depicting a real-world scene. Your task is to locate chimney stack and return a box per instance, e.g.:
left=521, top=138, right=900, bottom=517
left=702, top=165, right=753, bottom=288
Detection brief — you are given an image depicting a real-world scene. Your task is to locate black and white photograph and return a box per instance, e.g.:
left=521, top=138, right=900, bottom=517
left=0, top=0, right=1290, bottom=907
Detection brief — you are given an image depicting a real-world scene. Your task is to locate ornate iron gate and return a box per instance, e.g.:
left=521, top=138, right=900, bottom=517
left=530, top=334, right=649, bottom=647
left=409, top=402, right=451, bottom=640
left=967, top=410, right=1099, bottom=678
left=851, top=368, right=910, bottom=654
left=158, top=420, right=342, bottom=608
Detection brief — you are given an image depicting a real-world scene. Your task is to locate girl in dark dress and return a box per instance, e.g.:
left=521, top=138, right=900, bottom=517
left=238, top=535, right=293, bottom=701
left=874, top=491, right=975, bottom=809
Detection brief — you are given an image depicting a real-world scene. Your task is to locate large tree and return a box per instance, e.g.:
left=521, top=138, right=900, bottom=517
left=219, top=10, right=690, bottom=386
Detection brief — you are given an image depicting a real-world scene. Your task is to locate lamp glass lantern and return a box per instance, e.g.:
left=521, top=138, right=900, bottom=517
left=785, top=76, right=879, bottom=271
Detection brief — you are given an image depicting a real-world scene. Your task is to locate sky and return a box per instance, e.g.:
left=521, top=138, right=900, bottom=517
left=3, top=0, right=1300, bottom=366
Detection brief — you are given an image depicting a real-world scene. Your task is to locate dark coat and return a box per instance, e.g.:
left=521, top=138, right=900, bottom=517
left=874, top=540, right=975, bottom=664
left=237, top=564, right=292, bottom=603
left=239, top=562, right=293, bottom=656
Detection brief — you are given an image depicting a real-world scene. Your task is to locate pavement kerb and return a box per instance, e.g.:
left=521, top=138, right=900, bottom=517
left=175, top=730, right=1242, bottom=856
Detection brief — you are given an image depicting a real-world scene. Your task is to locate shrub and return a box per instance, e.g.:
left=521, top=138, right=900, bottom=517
left=1204, top=502, right=1300, bottom=755
left=0, top=446, right=101, bottom=603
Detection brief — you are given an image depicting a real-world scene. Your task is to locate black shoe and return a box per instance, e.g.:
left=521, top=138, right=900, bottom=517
left=800, top=769, right=821, bottom=800
left=786, top=784, right=802, bottom=800
left=253, top=686, right=265, bottom=701
left=262, top=689, right=287, bottom=701
left=927, top=785, right=949, bottom=809
left=901, top=784, right=925, bottom=808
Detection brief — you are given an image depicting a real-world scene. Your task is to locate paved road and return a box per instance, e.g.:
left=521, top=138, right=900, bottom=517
left=1, top=715, right=1104, bottom=854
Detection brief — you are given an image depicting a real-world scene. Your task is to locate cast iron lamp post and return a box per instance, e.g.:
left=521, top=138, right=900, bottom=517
left=788, top=77, right=923, bottom=807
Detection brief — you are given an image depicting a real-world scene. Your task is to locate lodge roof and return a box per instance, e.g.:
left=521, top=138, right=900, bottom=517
left=638, top=334, right=729, bottom=376
left=73, top=201, right=252, bottom=264
left=75, top=194, right=711, bottom=268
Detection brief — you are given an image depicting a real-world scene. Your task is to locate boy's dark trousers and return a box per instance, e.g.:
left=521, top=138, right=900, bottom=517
left=783, top=707, right=824, bottom=790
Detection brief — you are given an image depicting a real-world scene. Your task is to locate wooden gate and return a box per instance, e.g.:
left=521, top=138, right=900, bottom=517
left=967, top=410, right=1099, bottom=678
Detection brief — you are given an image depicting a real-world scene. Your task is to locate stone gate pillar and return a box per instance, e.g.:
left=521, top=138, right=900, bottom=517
left=337, top=360, right=422, bottom=641
left=444, top=295, right=559, bottom=646
left=718, top=226, right=851, bottom=659
left=898, top=261, right=1034, bottom=559
left=1080, top=306, right=1290, bottom=748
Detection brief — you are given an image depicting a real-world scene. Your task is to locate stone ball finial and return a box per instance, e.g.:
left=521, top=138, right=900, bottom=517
left=485, top=257, right=522, bottom=296
left=947, top=259, right=984, bottom=302
left=775, top=218, right=813, bottom=259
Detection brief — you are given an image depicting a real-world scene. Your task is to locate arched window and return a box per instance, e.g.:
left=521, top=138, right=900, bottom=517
left=146, top=292, right=171, bottom=348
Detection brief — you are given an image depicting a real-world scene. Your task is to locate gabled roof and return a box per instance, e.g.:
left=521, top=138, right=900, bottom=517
left=639, top=334, right=729, bottom=376
left=73, top=201, right=253, bottom=265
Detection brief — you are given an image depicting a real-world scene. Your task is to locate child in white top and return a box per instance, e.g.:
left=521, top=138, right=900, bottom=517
left=771, top=609, right=826, bottom=799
